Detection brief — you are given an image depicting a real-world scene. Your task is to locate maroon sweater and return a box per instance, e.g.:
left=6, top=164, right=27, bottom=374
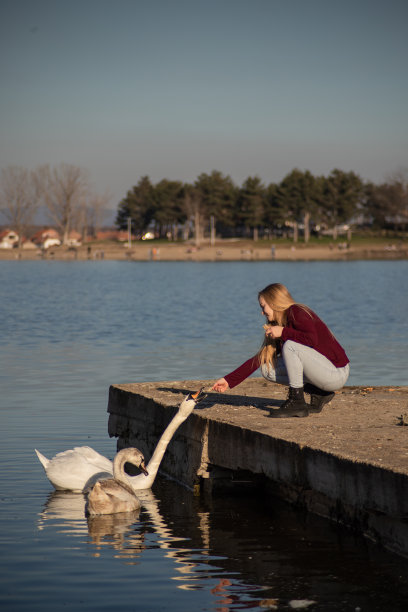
left=224, top=304, right=349, bottom=389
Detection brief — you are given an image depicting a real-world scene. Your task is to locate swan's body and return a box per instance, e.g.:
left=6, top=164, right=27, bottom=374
left=86, top=448, right=147, bottom=515
left=35, top=446, right=113, bottom=492
left=35, top=388, right=205, bottom=492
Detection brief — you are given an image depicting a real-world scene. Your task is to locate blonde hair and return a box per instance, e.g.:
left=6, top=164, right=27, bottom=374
left=257, top=283, right=310, bottom=366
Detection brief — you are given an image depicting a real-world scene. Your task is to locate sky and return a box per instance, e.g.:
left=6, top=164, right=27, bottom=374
left=1, top=0, right=407, bottom=220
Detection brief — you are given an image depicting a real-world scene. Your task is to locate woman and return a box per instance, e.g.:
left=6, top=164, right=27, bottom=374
left=212, top=283, right=349, bottom=418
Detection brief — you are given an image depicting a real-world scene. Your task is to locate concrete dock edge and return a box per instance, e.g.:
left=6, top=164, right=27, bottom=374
left=107, top=379, right=408, bottom=558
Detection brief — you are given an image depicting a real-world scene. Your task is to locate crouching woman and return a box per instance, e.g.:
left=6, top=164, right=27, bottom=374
left=212, top=283, right=350, bottom=418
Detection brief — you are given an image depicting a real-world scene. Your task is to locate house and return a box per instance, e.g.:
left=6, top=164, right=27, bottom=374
left=31, top=228, right=61, bottom=250
left=0, top=229, right=19, bottom=249
left=66, top=231, right=82, bottom=247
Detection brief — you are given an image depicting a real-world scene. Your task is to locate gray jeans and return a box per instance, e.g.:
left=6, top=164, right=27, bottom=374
left=261, top=340, right=350, bottom=391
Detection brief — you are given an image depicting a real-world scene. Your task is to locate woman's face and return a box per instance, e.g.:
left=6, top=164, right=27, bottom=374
left=259, top=296, right=274, bottom=322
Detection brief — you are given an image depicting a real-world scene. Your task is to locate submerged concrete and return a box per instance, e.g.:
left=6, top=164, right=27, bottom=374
left=107, top=379, right=408, bottom=557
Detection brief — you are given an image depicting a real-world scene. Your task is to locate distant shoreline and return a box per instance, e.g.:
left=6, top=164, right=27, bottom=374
left=1, top=241, right=407, bottom=262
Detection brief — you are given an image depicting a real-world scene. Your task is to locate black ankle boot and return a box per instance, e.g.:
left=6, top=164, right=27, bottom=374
left=269, top=386, right=309, bottom=418
left=304, top=383, right=335, bottom=413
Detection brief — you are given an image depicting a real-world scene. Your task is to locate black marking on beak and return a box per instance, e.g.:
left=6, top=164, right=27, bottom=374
left=190, top=387, right=207, bottom=403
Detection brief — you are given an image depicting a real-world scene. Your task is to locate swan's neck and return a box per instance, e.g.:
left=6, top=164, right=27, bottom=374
left=112, top=453, right=129, bottom=485
left=141, top=404, right=193, bottom=487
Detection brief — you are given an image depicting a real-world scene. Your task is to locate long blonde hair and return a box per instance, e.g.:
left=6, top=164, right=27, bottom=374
left=257, top=283, right=310, bottom=366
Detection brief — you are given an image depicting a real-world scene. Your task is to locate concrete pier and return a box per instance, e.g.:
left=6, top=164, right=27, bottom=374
left=107, top=379, right=408, bottom=557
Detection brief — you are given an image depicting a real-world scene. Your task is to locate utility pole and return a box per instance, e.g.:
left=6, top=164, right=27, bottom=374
left=127, top=216, right=132, bottom=249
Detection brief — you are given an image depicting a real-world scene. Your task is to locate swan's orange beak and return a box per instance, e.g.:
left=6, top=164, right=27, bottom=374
left=139, top=461, right=149, bottom=477
left=191, top=387, right=207, bottom=403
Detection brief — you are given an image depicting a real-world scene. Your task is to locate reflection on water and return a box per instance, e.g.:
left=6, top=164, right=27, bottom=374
left=35, top=485, right=254, bottom=610
left=36, top=487, right=226, bottom=597
left=37, top=488, right=206, bottom=580
left=88, top=513, right=144, bottom=562
left=38, top=491, right=88, bottom=528
left=34, top=478, right=408, bottom=611
left=38, top=491, right=143, bottom=554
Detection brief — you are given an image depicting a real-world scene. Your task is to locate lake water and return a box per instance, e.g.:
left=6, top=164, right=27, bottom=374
left=1, top=260, right=408, bottom=611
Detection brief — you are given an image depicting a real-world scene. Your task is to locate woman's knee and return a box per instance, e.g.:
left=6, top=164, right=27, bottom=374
left=282, top=340, right=299, bottom=357
left=261, top=361, right=289, bottom=385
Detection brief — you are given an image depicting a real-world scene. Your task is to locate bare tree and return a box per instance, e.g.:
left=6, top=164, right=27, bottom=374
left=36, top=163, right=89, bottom=244
left=83, top=190, right=112, bottom=238
left=0, top=166, right=40, bottom=249
left=374, top=167, right=408, bottom=229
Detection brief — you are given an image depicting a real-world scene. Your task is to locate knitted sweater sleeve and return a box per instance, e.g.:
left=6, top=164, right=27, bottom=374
left=224, top=355, right=260, bottom=389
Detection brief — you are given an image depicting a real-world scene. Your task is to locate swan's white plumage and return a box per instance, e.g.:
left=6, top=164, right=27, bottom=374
left=86, top=448, right=144, bottom=515
left=35, top=388, right=205, bottom=492
left=35, top=446, right=113, bottom=492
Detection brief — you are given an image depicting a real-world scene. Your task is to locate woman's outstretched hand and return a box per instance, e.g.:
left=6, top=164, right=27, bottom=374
left=212, top=378, right=229, bottom=392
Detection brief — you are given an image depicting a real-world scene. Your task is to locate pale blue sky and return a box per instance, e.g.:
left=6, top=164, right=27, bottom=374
left=1, top=0, right=407, bottom=214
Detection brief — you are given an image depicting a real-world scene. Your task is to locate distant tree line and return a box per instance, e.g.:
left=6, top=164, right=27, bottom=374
left=116, top=168, right=408, bottom=243
left=2, top=164, right=407, bottom=247
left=0, top=163, right=111, bottom=248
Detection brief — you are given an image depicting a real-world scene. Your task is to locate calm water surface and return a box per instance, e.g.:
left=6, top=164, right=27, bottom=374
left=1, top=260, right=408, bottom=611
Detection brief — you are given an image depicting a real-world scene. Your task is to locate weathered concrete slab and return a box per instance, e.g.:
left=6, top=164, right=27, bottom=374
left=107, top=378, right=408, bottom=557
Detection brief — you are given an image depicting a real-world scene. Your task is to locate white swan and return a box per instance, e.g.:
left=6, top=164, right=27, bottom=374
left=35, top=387, right=206, bottom=492
left=86, top=447, right=147, bottom=515
left=35, top=446, right=113, bottom=492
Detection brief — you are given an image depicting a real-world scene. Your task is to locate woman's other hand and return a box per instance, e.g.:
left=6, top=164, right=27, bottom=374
left=265, top=325, right=283, bottom=339
left=212, top=378, right=229, bottom=392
